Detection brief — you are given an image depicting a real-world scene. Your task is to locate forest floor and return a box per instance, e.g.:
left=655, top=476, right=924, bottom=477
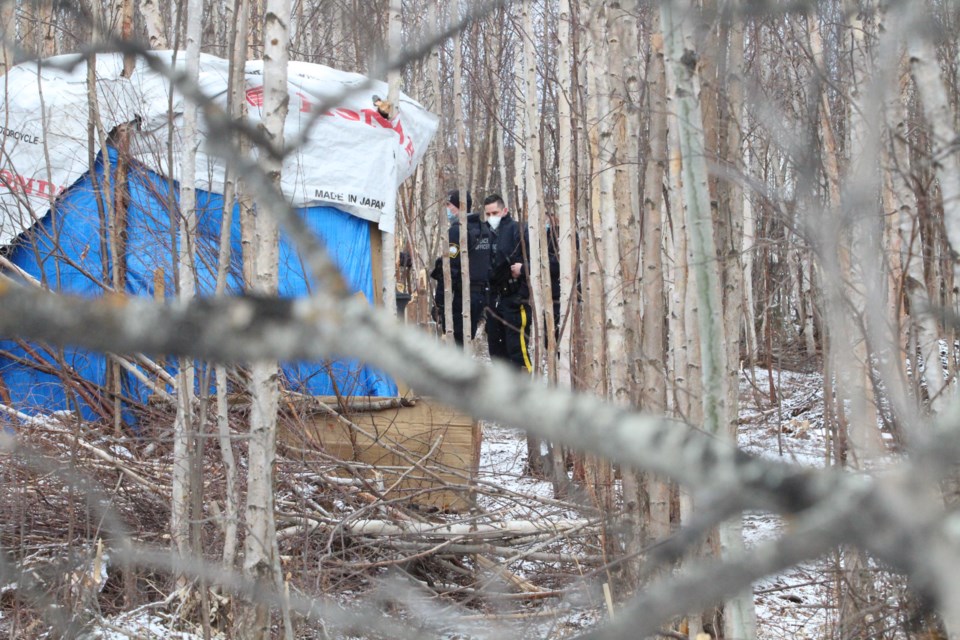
left=0, top=363, right=884, bottom=639
left=471, top=365, right=840, bottom=639
left=737, top=367, right=836, bottom=639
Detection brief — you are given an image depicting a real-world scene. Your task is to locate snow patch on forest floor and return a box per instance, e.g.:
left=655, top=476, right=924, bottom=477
left=740, top=367, right=835, bottom=638
left=4, top=365, right=849, bottom=639
left=470, top=366, right=841, bottom=638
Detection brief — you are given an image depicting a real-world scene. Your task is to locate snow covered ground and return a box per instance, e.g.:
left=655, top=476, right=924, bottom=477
left=2, top=365, right=864, bottom=639
left=739, top=367, right=836, bottom=639
left=472, top=366, right=842, bottom=639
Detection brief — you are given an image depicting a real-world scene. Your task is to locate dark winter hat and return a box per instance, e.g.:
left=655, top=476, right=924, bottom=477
left=446, top=189, right=472, bottom=211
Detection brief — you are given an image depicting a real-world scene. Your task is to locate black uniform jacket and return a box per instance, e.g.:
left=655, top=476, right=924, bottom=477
left=487, top=215, right=530, bottom=303
left=431, top=213, right=492, bottom=305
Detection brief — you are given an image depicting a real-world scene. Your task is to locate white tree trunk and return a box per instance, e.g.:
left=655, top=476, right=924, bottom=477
left=885, top=49, right=937, bottom=416
left=641, top=21, right=671, bottom=546
left=511, top=26, right=525, bottom=213
left=610, top=4, right=642, bottom=401
left=141, top=0, right=169, bottom=49
left=453, top=0, right=472, bottom=351
left=741, top=141, right=760, bottom=360
left=495, top=105, right=508, bottom=199
left=556, top=0, right=576, bottom=392
left=592, top=4, right=629, bottom=406
left=430, top=7, right=454, bottom=345
left=904, top=10, right=960, bottom=415
left=417, top=2, right=442, bottom=329
left=718, top=10, right=756, bottom=636
left=38, top=1, right=55, bottom=57
left=662, top=1, right=755, bottom=636
left=381, top=0, right=402, bottom=322
left=842, top=0, right=883, bottom=461
left=580, top=1, right=606, bottom=399
left=662, top=0, right=727, bottom=449
left=0, top=2, right=14, bottom=75
left=522, top=0, right=549, bottom=375
left=907, top=19, right=960, bottom=291
left=211, top=0, right=252, bottom=570
left=241, top=0, right=290, bottom=636
left=171, top=0, right=203, bottom=564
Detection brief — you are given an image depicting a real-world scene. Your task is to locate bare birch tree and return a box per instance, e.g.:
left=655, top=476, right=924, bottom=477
left=556, top=0, right=576, bottom=395
left=639, top=4, right=670, bottom=566
left=166, top=0, right=204, bottom=581
left=381, top=0, right=402, bottom=321
left=238, top=0, right=291, bottom=636
left=0, top=2, right=14, bottom=75
left=453, top=0, right=472, bottom=352
left=661, top=0, right=756, bottom=635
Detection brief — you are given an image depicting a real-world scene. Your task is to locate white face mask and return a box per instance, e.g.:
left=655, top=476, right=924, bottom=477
left=487, top=215, right=502, bottom=230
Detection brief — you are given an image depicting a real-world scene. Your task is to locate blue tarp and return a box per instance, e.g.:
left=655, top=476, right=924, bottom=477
left=0, top=148, right=396, bottom=423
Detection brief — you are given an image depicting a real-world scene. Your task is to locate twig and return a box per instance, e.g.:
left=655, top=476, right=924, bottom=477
left=475, top=555, right=543, bottom=593
left=381, top=434, right=444, bottom=497
left=109, top=353, right=174, bottom=404
left=71, top=438, right=166, bottom=499
left=457, top=607, right=594, bottom=621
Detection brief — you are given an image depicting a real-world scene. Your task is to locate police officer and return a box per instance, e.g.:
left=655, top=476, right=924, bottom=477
left=430, top=190, right=491, bottom=345
left=483, top=193, right=532, bottom=372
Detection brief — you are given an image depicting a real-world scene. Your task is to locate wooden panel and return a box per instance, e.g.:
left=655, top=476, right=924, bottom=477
left=292, top=396, right=479, bottom=512
left=369, top=222, right=383, bottom=307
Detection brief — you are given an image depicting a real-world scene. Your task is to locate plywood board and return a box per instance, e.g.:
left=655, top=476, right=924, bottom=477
left=369, top=223, right=383, bottom=307
left=290, top=396, right=479, bottom=512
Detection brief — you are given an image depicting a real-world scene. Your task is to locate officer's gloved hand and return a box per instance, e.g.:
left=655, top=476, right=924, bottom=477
left=490, top=260, right=511, bottom=288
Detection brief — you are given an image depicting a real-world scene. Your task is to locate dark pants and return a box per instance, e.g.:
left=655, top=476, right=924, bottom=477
left=437, top=289, right=488, bottom=346
left=486, top=296, right=532, bottom=372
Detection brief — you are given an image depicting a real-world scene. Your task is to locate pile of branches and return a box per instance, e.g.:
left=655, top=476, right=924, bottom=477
left=0, top=407, right=603, bottom=637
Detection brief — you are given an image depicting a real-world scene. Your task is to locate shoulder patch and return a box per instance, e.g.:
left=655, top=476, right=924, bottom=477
left=448, top=242, right=460, bottom=259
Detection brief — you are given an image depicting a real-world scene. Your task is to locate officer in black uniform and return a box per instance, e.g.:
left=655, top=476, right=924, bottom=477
left=430, top=190, right=491, bottom=345
left=483, top=193, right=532, bottom=372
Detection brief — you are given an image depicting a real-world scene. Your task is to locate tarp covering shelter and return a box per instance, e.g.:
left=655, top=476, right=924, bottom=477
left=0, top=52, right=438, bottom=423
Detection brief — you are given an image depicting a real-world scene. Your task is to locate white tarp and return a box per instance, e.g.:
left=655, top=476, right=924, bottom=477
left=0, top=51, right=438, bottom=244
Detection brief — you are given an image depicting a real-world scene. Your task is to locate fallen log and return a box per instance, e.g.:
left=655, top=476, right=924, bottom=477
left=340, top=518, right=594, bottom=539
left=381, top=540, right=602, bottom=564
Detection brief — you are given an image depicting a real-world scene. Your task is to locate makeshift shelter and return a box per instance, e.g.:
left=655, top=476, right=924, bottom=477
left=0, top=51, right=439, bottom=424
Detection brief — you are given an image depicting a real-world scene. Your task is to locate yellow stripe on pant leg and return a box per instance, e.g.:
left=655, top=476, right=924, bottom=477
left=519, top=305, right=532, bottom=372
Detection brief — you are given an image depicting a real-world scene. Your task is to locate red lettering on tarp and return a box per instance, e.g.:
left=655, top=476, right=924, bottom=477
left=297, top=91, right=313, bottom=113
left=246, top=86, right=265, bottom=107
left=335, top=108, right=360, bottom=121
left=361, top=108, right=391, bottom=128
left=249, top=85, right=417, bottom=158
left=16, top=175, right=33, bottom=196
left=0, top=168, right=65, bottom=200
left=392, top=119, right=406, bottom=147
left=360, top=108, right=406, bottom=146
